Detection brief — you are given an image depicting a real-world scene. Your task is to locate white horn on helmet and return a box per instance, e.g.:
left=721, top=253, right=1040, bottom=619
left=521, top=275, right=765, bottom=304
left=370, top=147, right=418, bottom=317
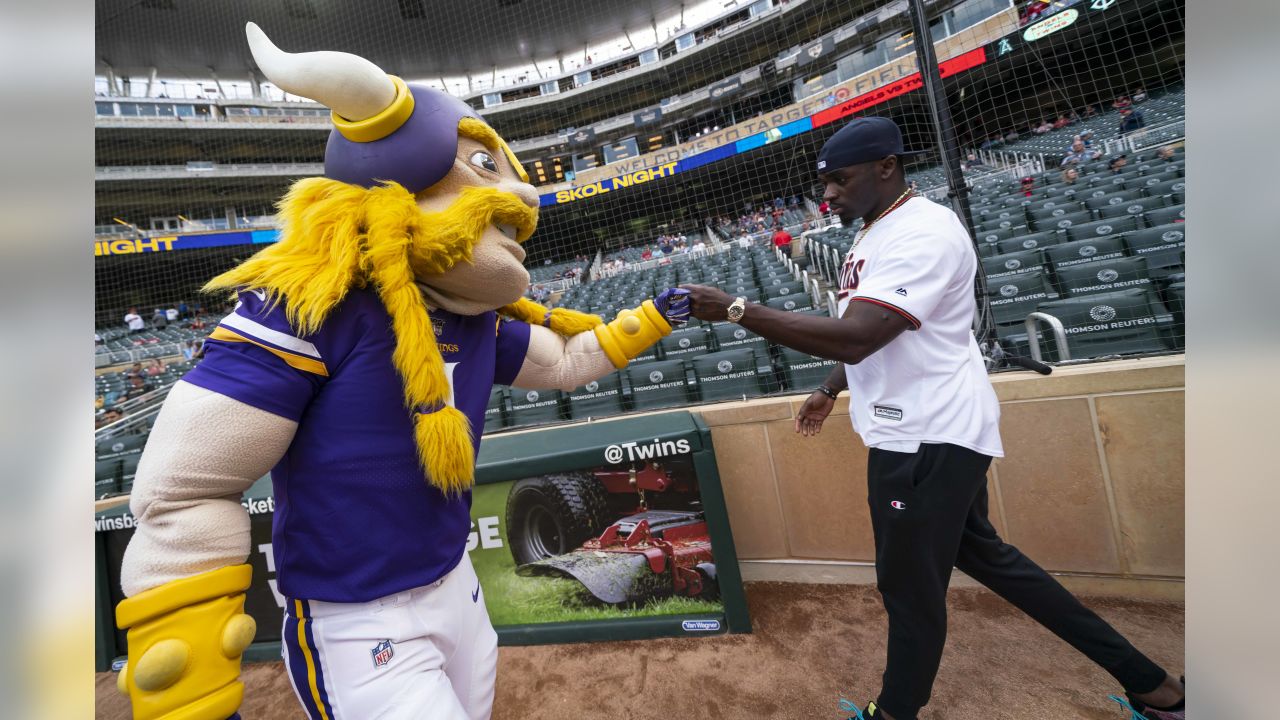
left=245, top=21, right=397, bottom=122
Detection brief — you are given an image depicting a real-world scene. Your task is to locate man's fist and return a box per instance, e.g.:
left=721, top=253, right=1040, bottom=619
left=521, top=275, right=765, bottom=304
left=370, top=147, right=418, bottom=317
left=678, top=284, right=737, bottom=322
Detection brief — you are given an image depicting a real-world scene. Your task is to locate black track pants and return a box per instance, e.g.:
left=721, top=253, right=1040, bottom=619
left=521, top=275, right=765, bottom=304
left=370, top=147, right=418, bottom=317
left=867, top=442, right=1166, bottom=720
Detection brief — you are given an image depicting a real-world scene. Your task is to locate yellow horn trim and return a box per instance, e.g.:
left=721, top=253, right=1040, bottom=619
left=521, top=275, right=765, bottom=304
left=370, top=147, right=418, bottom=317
left=332, top=75, right=415, bottom=143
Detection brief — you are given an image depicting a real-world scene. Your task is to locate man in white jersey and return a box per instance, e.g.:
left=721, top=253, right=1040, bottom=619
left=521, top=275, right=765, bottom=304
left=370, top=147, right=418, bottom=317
left=680, top=117, right=1185, bottom=720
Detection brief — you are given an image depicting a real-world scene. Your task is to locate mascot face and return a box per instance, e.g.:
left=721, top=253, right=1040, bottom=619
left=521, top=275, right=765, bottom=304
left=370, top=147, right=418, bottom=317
left=412, top=122, right=538, bottom=309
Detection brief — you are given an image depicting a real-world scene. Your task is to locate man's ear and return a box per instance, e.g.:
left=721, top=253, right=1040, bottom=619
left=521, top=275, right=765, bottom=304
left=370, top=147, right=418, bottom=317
left=880, top=155, right=899, bottom=180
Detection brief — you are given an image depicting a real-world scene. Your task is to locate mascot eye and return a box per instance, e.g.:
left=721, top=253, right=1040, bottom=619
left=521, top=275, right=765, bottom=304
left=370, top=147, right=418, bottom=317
left=469, top=151, right=499, bottom=174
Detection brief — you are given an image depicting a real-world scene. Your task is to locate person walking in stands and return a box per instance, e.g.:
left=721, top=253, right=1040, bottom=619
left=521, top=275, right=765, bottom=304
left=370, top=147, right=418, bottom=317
left=124, top=307, right=145, bottom=335
left=678, top=116, right=1186, bottom=720
left=152, top=308, right=168, bottom=330
left=771, top=224, right=793, bottom=258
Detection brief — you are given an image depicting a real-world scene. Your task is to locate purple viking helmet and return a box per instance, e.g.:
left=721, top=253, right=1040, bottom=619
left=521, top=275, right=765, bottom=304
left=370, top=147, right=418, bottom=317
left=246, top=22, right=491, bottom=194
left=325, top=84, right=481, bottom=193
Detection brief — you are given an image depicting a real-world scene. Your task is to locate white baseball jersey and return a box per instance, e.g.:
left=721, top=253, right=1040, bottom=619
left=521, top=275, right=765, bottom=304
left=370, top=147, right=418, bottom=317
left=836, top=196, right=1004, bottom=457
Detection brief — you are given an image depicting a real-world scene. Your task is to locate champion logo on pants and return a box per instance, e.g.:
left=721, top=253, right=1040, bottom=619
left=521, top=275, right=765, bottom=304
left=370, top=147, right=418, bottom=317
left=890, top=500, right=907, bottom=510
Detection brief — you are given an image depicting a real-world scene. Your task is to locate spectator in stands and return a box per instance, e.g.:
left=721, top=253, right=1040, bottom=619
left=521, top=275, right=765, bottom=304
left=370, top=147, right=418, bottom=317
left=1108, top=155, right=1129, bottom=173
left=145, top=358, right=165, bottom=377
left=1019, top=176, right=1036, bottom=197
left=1083, top=104, right=1098, bottom=118
left=659, top=236, right=674, bottom=255
left=772, top=225, right=793, bottom=258
left=97, top=408, right=124, bottom=429
left=1004, top=129, right=1020, bottom=143
left=692, top=238, right=707, bottom=255
left=165, top=306, right=179, bottom=323
left=1060, top=139, right=1102, bottom=166
left=1132, top=86, right=1148, bottom=103
left=126, top=374, right=148, bottom=398
left=1155, top=145, right=1176, bottom=161
left=1061, top=166, right=1081, bottom=185
left=1033, top=119, right=1052, bottom=134
left=188, top=316, right=207, bottom=331
left=181, top=340, right=197, bottom=362
left=1111, top=94, right=1132, bottom=112
left=124, top=307, right=145, bottom=335
left=152, top=308, right=168, bottom=330
left=1052, top=113, right=1071, bottom=130
left=125, top=362, right=144, bottom=380
left=1119, top=107, right=1146, bottom=136
left=178, top=300, right=189, bottom=319
left=737, top=231, right=752, bottom=249
left=963, top=153, right=985, bottom=171
left=641, top=246, right=653, bottom=261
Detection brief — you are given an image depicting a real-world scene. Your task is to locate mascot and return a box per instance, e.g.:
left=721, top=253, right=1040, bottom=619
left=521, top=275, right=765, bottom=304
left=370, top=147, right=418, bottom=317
left=113, top=23, right=689, bottom=720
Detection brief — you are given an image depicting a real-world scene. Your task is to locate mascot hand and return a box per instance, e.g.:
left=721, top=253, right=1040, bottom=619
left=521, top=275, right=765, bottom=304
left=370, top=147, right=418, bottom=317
left=593, top=299, right=674, bottom=369
left=115, top=565, right=256, bottom=720
left=654, top=287, right=691, bottom=327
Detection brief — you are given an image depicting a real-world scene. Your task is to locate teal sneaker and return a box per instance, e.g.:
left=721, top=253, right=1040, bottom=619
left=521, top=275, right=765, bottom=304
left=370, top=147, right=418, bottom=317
left=839, top=697, right=887, bottom=719
left=1109, top=676, right=1185, bottom=720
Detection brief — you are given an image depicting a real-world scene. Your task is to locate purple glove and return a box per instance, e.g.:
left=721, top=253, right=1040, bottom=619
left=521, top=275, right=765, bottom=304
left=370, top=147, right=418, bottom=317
left=655, top=288, right=691, bottom=327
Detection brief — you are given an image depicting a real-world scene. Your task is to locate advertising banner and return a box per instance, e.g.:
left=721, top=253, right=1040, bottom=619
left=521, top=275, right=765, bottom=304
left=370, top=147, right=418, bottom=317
left=797, top=35, right=837, bottom=66
left=634, top=106, right=663, bottom=126
left=96, top=412, right=750, bottom=669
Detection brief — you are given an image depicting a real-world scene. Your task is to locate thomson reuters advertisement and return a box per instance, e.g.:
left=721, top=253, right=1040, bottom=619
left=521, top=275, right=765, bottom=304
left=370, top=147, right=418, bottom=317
left=95, top=412, right=749, bottom=666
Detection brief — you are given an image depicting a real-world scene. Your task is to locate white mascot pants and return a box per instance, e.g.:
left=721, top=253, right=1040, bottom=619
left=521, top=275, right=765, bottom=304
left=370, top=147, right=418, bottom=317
left=281, top=553, right=498, bottom=720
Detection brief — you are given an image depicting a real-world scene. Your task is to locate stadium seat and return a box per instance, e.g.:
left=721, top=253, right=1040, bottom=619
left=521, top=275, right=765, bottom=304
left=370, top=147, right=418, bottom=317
left=120, top=454, right=141, bottom=494
left=764, top=293, right=814, bottom=313
left=1027, top=201, right=1085, bottom=225
left=660, top=326, right=712, bottom=360
left=1144, top=177, right=1186, bottom=203
left=483, top=387, right=507, bottom=434
left=626, top=359, right=692, bottom=411
left=778, top=347, right=839, bottom=393
left=977, top=215, right=1027, bottom=234
left=96, top=432, right=147, bottom=461
left=711, top=322, right=770, bottom=356
left=566, top=371, right=625, bottom=420
left=977, top=243, right=998, bottom=259
left=1124, top=223, right=1186, bottom=276
left=1066, top=215, right=1140, bottom=243
left=987, top=268, right=1055, bottom=326
left=723, top=278, right=757, bottom=295
left=1143, top=203, right=1185, bottom=227
left=691, top=349, right=768, bottom=402
left=1034, top=209, right=1093, bottom=233
left=1083, top=189, right=1145, bottom=211
left=975, top=227, right=1015, bottom=247
left=96, top=459, right=121, bottom=498
left=506, top=386, right=564, bottom=426
left=1097, top=195, right=1167, bottom=220
left=983, top=249, right=1044, bottom=279
left=1043, top=235, right=1128, bottom=272
left=1165, top=281, right=1186, bottom=347
left=764, top=280, right=806, bottom=302
left=1034, top=289, right=1172, bottom=359
left=996, top=230, right=1061, bottom=254
left=1055, top=256, right=1153, bottom=298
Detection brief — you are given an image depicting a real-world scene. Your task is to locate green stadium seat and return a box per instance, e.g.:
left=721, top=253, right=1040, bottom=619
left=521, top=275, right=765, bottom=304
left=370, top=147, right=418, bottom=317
left=1067, top=215, right=1140, bottom=242
left=626, top=359, right=691, bottom=410
left=1097, top=195, right=1167, bottom=221
left=1043, top=235, right=1128, bottom=272
left=711, top=322, right=769, bottom=356
left=723, top=277, right=756, bottom=295
left=1034, top=289, right=1173, bottom=359
left=1028, top=201, right=1085, bottom=224
left=483, top=387, right=507, bottom=434
left=996, top=231, right=1061, bottom=254
left=1089, top=187, right=1145, bottom=207
left=764, top=294, right=814, bottom=313
left=1034, top=209, right=1094, bottom=233
left=975, top=227, right=1015, bottom=247
left=977, top=215, right=1027, bottom=234
left=96, top=433, right=147, bottom=461
left=779, top=347, right=840, bottom=393
left=1165, top=281, right=1186, bottom=348
left=691, top=349, right=768, bottom=402
left=1124, top=224, right=1186, bottom=276
left=120, top=454, right=141, bottom=494
left=659, top=326, right=711, bottom=360
left=987, top=268, right=1055, bottom=326
left=983, top=249, right=1043, bottom=279
left=977, top=243, right=998, bottom=259
left=96, top=459, right=121, bottom=498
left=1144, top=177, right=1186, bottom=203
left=566, top=371, right=625, bottom=420
left=506, top=386, right=564, bottom=426
left=1055, top=256, right=1153, bottom=298
left=764, top=280, right=806, bottom=302
left=1143, top=203, right=1185, bottom=227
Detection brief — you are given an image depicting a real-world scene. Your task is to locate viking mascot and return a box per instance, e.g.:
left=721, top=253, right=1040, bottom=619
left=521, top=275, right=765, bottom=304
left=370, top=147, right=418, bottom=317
left=114, top=23, right=689, bottom=720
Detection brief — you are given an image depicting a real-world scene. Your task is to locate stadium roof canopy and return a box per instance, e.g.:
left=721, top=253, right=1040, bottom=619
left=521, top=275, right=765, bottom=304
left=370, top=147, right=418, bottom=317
left=96, top=0, right=690, bottom=79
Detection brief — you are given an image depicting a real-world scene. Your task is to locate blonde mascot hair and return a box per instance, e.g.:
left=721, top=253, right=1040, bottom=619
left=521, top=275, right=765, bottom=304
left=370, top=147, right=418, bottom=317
left=206, top=177, right=601, bottom=494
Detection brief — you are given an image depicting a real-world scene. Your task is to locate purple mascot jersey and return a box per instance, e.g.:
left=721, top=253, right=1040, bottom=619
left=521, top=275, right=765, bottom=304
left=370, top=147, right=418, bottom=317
left=182, top=289, right=531, bottom=602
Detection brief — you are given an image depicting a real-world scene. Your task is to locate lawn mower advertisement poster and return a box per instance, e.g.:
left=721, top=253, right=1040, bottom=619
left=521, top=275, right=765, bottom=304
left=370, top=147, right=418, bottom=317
left=94, top=411, right=750, bottom=669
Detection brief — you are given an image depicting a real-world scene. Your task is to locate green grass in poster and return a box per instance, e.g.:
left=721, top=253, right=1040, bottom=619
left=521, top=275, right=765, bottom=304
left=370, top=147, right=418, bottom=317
left=468, top=481, right=723, bottom=626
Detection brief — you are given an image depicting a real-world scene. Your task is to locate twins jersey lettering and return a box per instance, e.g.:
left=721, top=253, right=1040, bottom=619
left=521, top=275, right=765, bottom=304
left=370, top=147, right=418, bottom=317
left=836, top=197, right=1004, bottom=457
left=182, top=288, right=531, bottom=602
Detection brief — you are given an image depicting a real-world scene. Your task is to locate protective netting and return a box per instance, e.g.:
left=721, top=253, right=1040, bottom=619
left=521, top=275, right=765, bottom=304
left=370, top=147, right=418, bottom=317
left=94, top=0, right=1186, bottom=462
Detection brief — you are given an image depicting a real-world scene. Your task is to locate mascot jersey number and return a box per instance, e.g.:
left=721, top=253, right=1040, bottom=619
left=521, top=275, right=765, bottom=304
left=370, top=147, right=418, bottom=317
left=113, top=23, right=690, bottom=720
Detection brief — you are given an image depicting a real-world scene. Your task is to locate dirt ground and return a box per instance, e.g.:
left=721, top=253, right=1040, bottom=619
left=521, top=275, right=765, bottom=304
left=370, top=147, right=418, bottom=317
left=96, top=582, right=1183, bottom=719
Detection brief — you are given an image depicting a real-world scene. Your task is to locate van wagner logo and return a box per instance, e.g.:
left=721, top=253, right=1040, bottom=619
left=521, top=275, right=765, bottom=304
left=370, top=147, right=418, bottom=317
left=682, top=619, right=721, bottom=632
left=1089, top=305, right=1117, bottom=322
left=605, top=437, right=693, bottom=463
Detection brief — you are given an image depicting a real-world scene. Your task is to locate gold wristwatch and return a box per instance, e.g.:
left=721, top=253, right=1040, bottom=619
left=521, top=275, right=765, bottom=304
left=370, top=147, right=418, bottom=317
left=726, top=297, right=747, bottom=323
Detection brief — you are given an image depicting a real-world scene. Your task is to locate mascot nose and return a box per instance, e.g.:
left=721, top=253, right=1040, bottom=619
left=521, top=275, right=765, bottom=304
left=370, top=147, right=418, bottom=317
left=506, top=181, right=539, bottom=210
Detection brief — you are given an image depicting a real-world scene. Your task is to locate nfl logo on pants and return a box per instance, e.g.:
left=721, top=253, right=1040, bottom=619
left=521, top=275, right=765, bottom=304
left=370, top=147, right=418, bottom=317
left=372, top=639, right=394, bottom=668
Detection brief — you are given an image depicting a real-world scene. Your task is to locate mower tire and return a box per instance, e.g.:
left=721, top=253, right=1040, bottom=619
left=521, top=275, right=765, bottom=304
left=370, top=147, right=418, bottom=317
left=506, top=472, right=610, bottom=566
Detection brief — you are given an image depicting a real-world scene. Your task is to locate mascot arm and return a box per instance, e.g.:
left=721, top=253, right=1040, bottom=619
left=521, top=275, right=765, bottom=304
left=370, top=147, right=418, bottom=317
left=592, top=291, right=689, bottom=369
left=115, top=380, right=297, bottom=720
left=513, top=323, right=618, bottom=392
